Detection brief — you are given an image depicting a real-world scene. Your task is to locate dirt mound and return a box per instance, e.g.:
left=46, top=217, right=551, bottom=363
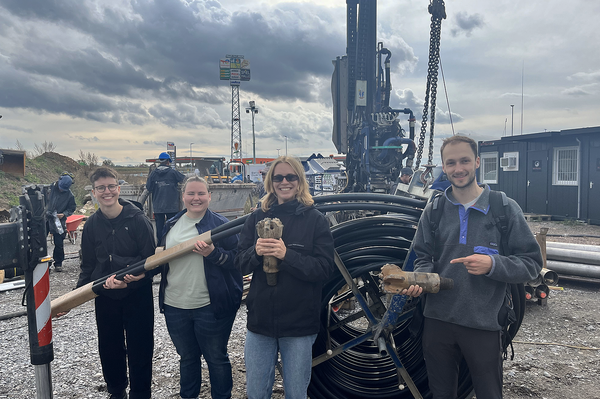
left=0, top=152, right=86, bottom=212
left=26, top=152, right=83, bottom=184
left=0, top=152, right=151, bottom=215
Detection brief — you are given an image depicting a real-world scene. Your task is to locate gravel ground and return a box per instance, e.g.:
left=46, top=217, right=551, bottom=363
left=0, top=220, right=599, bottom=399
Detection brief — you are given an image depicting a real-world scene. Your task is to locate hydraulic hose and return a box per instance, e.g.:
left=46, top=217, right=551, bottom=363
left=313, top=191, right=426, bottom=209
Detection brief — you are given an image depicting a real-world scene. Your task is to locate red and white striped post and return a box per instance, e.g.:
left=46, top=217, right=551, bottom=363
left=33, top=261, right=52, bottom=346
left=26, top=259, right=54, bottom=398
left=20, top=186, right=55, bottom=398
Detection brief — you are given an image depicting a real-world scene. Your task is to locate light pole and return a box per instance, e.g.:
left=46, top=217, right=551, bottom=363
left=190, top=143, right=194, bottom=172
left=245, top=101, right=259, bottom=165
left=276, top=148, right=280, bottom=157
left=285, top=136, right=288, bottom=156
left=510, top=105, right=514, bottom=136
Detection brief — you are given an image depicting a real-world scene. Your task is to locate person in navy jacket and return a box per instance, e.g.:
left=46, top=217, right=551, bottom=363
left=158, top=175, right=242, bottom=399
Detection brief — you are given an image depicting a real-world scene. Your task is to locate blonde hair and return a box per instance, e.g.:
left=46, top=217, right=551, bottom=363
left=261, top=156, right=313, bottom=212
left=182, top=175, right=210, bottom=193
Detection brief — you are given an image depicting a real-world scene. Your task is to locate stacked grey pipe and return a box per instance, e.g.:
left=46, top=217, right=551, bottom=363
left=545, top=242, right=600, bottom=279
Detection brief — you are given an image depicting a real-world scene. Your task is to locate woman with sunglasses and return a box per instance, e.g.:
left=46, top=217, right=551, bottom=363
left=235, top=156, right=335, bottom=399
left=157, top=176, right=243, bottom=399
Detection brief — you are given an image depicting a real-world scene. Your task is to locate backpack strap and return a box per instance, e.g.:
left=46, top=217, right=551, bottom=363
left=488, top=190, right=509, bottom=256
left=429, top=191, right=446, bottom=261
left=488, top=190, right=523, bottom=360
left=429, top=191, right=444, bottom=227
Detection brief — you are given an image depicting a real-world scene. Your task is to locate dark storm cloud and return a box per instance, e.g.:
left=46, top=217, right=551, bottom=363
left=0, top=60, right=134, bottom=119
left=0, top=0, right=344, bottom=126
left=1, top=0, right=93, bottom=26
left=148, top=103, right=228, bottom=129
left=13, top=45, right=163, bottom=96
left=451, top=12, right=484, bottom=37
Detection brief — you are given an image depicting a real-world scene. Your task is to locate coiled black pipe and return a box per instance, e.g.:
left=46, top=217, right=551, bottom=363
left=308, top=193, right=525, bottom=399
left=315, top=203, right=422, bottom=218
left=312, top=192, right=426, bottom=209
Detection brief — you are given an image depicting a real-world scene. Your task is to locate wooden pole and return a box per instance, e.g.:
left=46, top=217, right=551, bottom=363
left=50, top=231, right=212, bottom=318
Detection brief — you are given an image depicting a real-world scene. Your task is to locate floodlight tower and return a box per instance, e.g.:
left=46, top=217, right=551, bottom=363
left=245, top=101, right=259, bottom=164
left=231, top=87, right=242, bottom=163
left=219, top=55, right=250, bottom=166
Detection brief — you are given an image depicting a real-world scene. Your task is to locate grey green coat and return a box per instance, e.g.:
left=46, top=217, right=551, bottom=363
left=413, top=185, right=542, bottom=331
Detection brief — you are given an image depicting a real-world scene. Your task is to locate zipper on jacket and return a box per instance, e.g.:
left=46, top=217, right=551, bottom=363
left=111, top=229, right=116, bottom=262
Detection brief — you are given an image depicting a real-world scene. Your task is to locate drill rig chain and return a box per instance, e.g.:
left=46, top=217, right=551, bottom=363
left=415, top=0, right=446, bottom=170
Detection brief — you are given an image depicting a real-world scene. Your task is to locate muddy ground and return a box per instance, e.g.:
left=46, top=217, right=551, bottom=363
left=0, top=221, right=598, bottom=398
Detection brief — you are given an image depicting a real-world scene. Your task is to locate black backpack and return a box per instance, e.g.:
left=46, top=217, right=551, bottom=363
left=429, top=189, right=519, bottom=360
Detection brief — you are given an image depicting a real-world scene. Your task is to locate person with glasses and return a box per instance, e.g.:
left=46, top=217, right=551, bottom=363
left=235, top=156, right=335, bottom=399
left=74, top=167, right=157, bottom=399
left=157, top=176, right=242, bottom=399
left=46, top=171, right=76, bottom=272
left=146, top=152, right=185, bottom=240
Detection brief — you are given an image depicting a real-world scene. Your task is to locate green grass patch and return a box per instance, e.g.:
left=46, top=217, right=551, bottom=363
left=24, top=173, right=40, bottom=183
left=6, top=192, right=19, bottom=207
left=29, top=156, right=48, bottom=168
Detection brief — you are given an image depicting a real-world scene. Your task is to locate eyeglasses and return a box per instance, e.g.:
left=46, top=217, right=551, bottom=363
left=272, top=174, right=299, bottom=183
left=94, top=184, right=119, bottom=193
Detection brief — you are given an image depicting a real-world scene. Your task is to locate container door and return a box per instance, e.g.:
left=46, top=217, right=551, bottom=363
left=526, top=150, right=548, bottom=214
left=587, top=144, right=600, bottom=222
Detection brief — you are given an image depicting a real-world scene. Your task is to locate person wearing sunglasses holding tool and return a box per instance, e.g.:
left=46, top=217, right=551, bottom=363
left=73, top=167, right=157, bottom=399
left=235, top=156, right=335, bottom=399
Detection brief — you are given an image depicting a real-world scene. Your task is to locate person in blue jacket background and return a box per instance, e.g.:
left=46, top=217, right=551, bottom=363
left=146, top=152, right=185, bottom=239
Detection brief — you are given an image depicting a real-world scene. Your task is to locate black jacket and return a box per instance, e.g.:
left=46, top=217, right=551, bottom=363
left=158, top=209, right=243, bottom=319
left=235, top=199, right=335, bottom=337
left=146, top=166, right=185, bottom=214
left=46, top=182, right=76, bottom=233
left=77, top=199, right=156, bottom=299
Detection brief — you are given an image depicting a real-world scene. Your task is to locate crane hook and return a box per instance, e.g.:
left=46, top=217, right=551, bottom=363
left=420, top=164, right=436, bottom=187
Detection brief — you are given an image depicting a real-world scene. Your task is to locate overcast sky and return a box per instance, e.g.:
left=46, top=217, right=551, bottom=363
left=1, top=0, right=598, bottom=165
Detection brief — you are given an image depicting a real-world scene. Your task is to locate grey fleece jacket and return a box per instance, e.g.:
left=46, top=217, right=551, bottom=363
left=413, top=184, right=542, bottom=331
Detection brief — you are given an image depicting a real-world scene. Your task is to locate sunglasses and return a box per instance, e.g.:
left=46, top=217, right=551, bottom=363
left=272, top=174, right=299, bottom=183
